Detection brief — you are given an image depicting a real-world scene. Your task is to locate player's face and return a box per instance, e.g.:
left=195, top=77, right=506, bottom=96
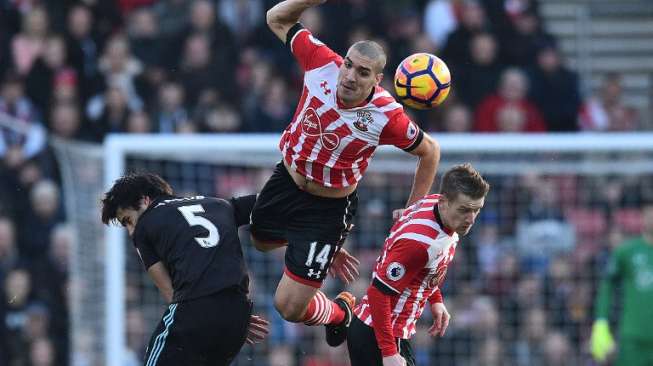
left=337, top=50, right=382, bottom=107
left=440, top=193, right=484, bottom=236
left=116, top=198, right=150, bottom=237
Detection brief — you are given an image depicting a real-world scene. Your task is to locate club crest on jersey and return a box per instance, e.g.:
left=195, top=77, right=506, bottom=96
left=301, top=107, right=340, bottom=150
left=354, top=110, right=373, bottom=132
left=387, top=262, right=406, bottom=281
left=406, top=121, right=418, bottom=140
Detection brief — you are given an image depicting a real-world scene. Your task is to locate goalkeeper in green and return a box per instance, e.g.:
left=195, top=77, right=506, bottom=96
left=591, top=201, right=653, bottom=365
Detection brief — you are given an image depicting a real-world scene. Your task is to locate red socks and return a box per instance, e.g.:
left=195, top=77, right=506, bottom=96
left=301, top=290, right=345, bottom=326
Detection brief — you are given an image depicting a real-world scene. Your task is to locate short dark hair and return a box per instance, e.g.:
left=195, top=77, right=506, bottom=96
left=349, top=40, right=386, bottom=73
left=440, top=163, right=490, bottom=201
left=101, top=173, right=173, bottom=225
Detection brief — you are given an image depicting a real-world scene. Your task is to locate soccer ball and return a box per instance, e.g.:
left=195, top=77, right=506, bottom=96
left=394, top=53, right=451, bottom=110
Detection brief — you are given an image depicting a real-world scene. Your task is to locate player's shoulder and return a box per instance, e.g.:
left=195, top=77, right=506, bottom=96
left=370, top=86, right=403, bottom=111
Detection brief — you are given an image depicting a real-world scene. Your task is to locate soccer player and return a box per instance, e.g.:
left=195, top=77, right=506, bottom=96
left=347, top=164, right=490, bottom=366
left=250, top=0, right=441, bottom=347
left=590, top=200, right=653, bottom=366
left=101, top=173, right=269, bottom=366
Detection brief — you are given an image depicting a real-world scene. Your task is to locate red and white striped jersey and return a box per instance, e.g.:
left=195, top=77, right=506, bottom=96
left=354, top=194, right=459, bottom=339
left=279, top=27, right=423, bottom=188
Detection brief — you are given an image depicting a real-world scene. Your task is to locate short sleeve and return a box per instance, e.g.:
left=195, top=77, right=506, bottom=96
left=132, top=222, right=161, bottom=270
left=378, top=111, right=424, bottom=151
left=373, top=239, right=429, bottom=294
left=230, top=195, right=257, bottom=227
left=287, top=24, right=342, bottom=71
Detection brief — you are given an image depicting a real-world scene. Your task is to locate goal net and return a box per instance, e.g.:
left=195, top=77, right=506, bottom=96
left=54, top=133, right=653, bottom=366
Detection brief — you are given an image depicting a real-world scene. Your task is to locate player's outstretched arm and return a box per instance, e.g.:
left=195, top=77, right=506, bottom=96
left=405, top=133, right=440, bottom=206
left=266, top=0, right=327, bottom=42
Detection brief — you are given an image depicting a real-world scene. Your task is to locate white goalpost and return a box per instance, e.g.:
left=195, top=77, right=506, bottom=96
left=53, top=133, right=653, bottom=366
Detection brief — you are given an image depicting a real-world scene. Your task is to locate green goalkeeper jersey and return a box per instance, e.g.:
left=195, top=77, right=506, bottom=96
left=595, top=236, right=653, bottom=341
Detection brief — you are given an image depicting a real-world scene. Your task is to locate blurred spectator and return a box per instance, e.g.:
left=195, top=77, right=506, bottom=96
left=442, top=0, right=491, bottom=67
left=528, top=43, right=581, bottom=131
left=440, top=103, right=473, bottom=132
left=152, top=0, right=191, bottom=38
left=125, top=110, right=152, bottom=133
left=455, top=32, right=503, bottom=110
left=218, top=0, right=265, bottom=44
left=24, top=35, right=72, bottom=112
left=578, top=73, right=639, bottom=131
left=0, top=267, right=34, bottom=365
left=11, top=6, right=49, bottom=75
left=199, top=102, right=242, bottom=133
left=86, top=87, right=133, bottom=140
left=542, top=331, right=576, bottom=365
left=0, top=216, right=18, bottom=280
left=0, top=71, right=47, bottom=164
left=513, top=307, right=548, bottom=365
left=29, top=336, right=56, bottom=366
left=245, top=77, right=293, bottom=132
left=48, top=101, right=85, bottom=140
left=96, top=34, right=144, bottom=111
left=127, top=8, right=163, bottom=69
left=64, top=4, right=104, bottom=102
left=178, top=32, right=235, bottom=107
left=499, top=8, right=555, bottom=67
left=423, top=0, right=462, bottom=48
left=18, top=179, right=64, bottom=260
left=474, top=68, right=547, bottom=132
left=152, top=81, right=188, bottom=133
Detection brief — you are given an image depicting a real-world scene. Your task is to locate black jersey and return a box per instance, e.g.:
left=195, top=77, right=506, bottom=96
left=132, top=195, right=250, bottom=303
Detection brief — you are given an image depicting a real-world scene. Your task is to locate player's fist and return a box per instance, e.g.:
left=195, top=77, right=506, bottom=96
left=590, top=319, right=615, bottom=362
left=392, top=209, right=405, bottom=221
left=382, top=354, right=407, bottom=366
left=246, top=314, right=270, bottom=345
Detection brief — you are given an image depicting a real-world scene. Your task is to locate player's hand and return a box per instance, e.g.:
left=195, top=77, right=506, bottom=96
left=328, top=247, right=360, bottom=284
left=245, top=314, right=270, bottom=345
left=392, top=209, right=405, bottom=221
left=590, top=319, right=615, bottom=362
left=382, top=354, right=407, bottom=366
left=428, top=302, right=450, bottom=337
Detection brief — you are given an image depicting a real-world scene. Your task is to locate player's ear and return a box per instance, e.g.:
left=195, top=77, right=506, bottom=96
left=375, top=72, right=383, bottom=85
left=141, top=196, right=152, bottom=208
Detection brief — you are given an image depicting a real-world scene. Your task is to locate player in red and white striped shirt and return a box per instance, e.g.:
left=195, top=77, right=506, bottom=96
left=347, top=164, right=490, bottom=366
left=249, top=0, right=441, bottom=349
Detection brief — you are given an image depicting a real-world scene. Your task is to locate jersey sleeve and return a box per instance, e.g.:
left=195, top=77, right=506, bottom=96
left=132, top=221, right=161, bottom=270
left=378, top=111, right=424, bottom=151
left=372, top=239, right=429, bottom=295
left=229, top=194, right=257, bottom=227
left=287, top=23, right=342, bottom=71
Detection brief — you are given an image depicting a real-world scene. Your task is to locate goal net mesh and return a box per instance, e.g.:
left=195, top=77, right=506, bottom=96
left=54, top=134, right=653, bottom=365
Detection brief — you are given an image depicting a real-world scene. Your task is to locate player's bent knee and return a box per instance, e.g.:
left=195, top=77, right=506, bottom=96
left=274, top=295, right=306, bottom=322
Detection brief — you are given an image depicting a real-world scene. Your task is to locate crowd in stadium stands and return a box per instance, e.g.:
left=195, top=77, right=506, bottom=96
left=0, top=0, right=647, bottom=365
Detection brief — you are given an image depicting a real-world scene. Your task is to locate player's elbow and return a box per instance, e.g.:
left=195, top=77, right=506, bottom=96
left=266, top=8, right=283, bottom=31
left=419, top=134, right=440, bottom=162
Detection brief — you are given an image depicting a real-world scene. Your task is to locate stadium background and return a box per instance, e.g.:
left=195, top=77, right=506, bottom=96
left=1, top=0, right=652, bottom=365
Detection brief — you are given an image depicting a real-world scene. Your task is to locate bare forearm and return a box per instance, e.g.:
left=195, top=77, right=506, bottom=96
left=266, top=0, right=324, bottom=40
left=406, top=137, right=440, bottom=205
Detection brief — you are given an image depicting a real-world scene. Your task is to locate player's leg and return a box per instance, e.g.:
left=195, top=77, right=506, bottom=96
left=398, top=339, right=417, bottom=366
left=346, top=316, right=384, bottom=366
left=249, top=161, right=297, bottom=251
left=142, top=304, right=182, bottom=366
